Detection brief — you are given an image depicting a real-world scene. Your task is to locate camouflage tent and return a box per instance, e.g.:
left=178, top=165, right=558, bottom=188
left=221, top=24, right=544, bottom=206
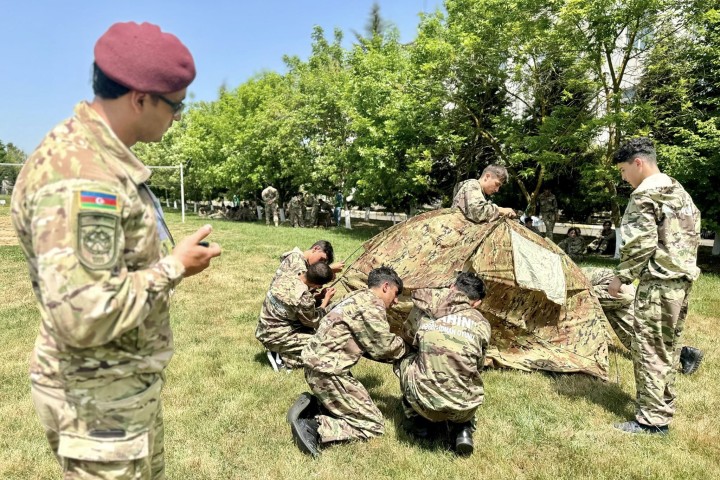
left=338, top=209, right=609, bottom=380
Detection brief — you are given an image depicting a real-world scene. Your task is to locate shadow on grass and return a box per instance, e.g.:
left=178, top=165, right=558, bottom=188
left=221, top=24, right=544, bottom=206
left=550, top=372, right=635, bottom=419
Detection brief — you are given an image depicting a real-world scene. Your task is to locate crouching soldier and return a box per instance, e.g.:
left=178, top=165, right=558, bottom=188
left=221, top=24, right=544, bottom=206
left=256, top=262, right=336, bottom=370
left=397, top=272, right=490, bottom=456
left=582, top=267, right=703, bottom=375
left=289, top=266, right=408, bottom=457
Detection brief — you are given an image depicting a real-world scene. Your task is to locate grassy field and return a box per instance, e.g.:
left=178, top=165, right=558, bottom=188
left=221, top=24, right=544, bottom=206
left=1, top=204, right=718, bottom=479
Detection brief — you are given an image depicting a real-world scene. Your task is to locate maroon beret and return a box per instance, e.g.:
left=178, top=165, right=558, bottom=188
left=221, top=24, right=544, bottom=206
left=94, top=21, right=196, bottom=94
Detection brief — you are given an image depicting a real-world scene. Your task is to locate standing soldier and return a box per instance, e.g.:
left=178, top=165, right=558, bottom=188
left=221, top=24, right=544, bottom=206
left=288, top=193, right=305, bottom=228
left=10, top=22, right=221, bottom=478
left=262, top=184, right=280, bottom=227
left=289, top=266, right=408, bottom=457
left=452, top=165, right=517, bottom=223
left=304, top=191, right=318, bottom=227
left=397, top=272, right=490, bottom=456
left=537, top=187, right=558, bottom=241
left=609, top=137, right=701, bottom=435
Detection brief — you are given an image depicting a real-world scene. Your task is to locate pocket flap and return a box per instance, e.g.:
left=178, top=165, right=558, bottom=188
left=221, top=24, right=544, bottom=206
left=58, top=430, right=148, bottom=462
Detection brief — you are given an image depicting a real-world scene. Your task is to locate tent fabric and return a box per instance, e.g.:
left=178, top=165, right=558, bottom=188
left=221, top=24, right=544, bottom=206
left=338, top=208, right=609, bottom=380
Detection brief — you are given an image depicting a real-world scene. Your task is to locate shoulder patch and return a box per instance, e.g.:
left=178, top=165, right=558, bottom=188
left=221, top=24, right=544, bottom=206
left=76, top=212, right=120, bottom=270
left=78, top=190, right=120, bottom=212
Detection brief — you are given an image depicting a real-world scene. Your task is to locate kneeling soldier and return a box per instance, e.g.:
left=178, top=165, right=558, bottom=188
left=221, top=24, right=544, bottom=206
left=290, top=266, right=408, bottom=457
left=398, top=272, right=490, bottom=455
left=256, top=262, right=335, bottom=369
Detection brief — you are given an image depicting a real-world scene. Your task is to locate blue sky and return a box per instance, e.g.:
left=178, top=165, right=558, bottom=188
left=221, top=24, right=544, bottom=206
left=0, top=1, right=443, bottom=154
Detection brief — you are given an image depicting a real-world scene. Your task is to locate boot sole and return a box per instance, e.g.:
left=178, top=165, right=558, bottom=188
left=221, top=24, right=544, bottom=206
left=290, top=419, right=320, bottom=458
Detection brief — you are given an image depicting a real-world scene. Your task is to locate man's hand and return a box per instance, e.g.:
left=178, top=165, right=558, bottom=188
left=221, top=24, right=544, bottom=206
left=498, top=207, right=517, bottom=218
left=330, top=262, right=345, bottom=273
left=320, top=287, right=336, bottom=309
left=172, top=224, right=222, bottom=277
left=608, top=276, right=623, bottom=298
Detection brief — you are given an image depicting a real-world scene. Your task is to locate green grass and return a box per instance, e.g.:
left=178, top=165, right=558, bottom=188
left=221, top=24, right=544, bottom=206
left=1, top=211, right=718, bottom=479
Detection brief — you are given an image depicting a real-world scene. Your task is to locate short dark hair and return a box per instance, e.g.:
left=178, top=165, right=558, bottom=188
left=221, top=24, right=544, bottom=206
left=603, top=220, right=612, bottom=228
left=455, top=272, right=486, bottom=301
left=567, top=227, right=579, bottom=235
left=481, top=164, right=509, bottom=183
left=367, top=265, right=403, bottom=292
left=613, top=137, right=657, bottom=164
left=306, top=262, right=334, bottom=286
left=92, top=63, right=130, bottom=99
left=523, top=217, right=533, bottom=224
left=311, top=240, right=334, bottom=264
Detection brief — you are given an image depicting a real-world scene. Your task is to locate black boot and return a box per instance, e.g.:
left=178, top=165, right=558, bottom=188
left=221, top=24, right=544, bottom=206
left=679, top=346, right=704, bottom=375
left=291, top=418, right=320, bottom=458
left=287, top=392, right=320, bottom=423
left=454, top=423, right=474, bottom=456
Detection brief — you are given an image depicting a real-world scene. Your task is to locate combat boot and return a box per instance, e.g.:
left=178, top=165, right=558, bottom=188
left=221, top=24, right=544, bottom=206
left=291, top=418, right=320, bottom=458
left=613, top=420, right=668, bottom=436
left=679, top=346, right=704, bottom=375
left=454, top=422, right=474, bottom=456
left=287, top=392, right=321, bottom=424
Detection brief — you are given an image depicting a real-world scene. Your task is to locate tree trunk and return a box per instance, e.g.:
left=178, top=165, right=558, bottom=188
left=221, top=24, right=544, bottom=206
left=713, top=233, right=720, bottom=256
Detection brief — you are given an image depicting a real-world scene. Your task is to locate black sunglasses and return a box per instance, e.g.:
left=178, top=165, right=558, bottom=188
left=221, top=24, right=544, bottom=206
left=154, top=94, right=185, bottom=115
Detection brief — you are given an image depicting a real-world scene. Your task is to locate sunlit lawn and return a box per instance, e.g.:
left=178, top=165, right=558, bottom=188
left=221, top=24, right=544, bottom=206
left=1, top=207, right=718, bottom=479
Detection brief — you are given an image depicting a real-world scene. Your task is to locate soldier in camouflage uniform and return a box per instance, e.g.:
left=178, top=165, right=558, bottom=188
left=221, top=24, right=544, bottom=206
left=256, top=262, right=335, bottom=369
left=537, top=187, right=558, bottom=241
left=288, top=193, right=305, bottom=228
left=289, top=266, right=408, bottom=457
left=276, top=240, right=343, bottom=278
left=10, top=22, right=221, bottom=478
left=609, top=138, right=701, bottom=435
left=397, top=272, right=490, bottom=456
left=452, top=165, right=517, bottom=223
left=304, top=192, right=318, bottom=227
left=557, top=227, right=586, bottom=261
left=262, top=185, right=280, bottom=226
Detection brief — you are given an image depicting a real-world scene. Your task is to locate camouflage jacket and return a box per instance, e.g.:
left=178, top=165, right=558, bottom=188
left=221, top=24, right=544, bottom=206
left=11, top=102, right=184, bottom=388
left=403, top=288, right=491, bottom=411
left=537, top=192, right=557, bottom=214
left=452, top=179, right=499, bottom=224
left=304, top=193, right=317, bottom=208
left=302, top=289, right=407, bottom=375
left=558, top=236, right=585, bottom=257
left=261, top=186, right=279, bottom=205
left=277, top=247, right=308, bottom=277
left=617, top=174, right=700, bottom=283
left=255, top=271, right=325, bottom=346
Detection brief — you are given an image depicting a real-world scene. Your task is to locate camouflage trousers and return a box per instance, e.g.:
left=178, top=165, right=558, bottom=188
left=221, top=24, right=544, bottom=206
left=599, top=295, right=635, bottom=351
left=304, top=369, right=384, bottom=443
left=264, top=202, right=279, bottom=226
left=397, top=354, right=477, bottom=425
left=541, top=214, right=555, bottom=241
left=306, top=207, right=318, bottom=227
left=263, top=329, right=315, bottom=369
left=288, top=208, right=304, bottom=228
left=31, top=374, right=165, bottom=479
left=632, top=278, right=691, bottom=427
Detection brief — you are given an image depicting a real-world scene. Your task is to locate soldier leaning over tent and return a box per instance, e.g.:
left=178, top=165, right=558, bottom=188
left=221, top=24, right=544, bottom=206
left=452, top=164, right=517, bottom=223
left=396, top=272, right=491, bottom=456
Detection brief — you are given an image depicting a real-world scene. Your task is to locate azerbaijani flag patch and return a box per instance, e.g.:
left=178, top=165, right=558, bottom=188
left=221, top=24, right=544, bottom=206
left=78, top=191, right=119, bottom=211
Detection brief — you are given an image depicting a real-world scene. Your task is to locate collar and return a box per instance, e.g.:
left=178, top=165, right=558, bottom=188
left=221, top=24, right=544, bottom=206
left=633, top=173, right=672, bottom=194
left=74, top=101, right=151, bottom=185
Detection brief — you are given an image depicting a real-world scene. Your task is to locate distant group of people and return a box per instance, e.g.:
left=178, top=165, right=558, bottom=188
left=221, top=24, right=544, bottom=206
left=262, top=185, right=337, bottom=228
left=8, top=18, right=705, bottom=478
